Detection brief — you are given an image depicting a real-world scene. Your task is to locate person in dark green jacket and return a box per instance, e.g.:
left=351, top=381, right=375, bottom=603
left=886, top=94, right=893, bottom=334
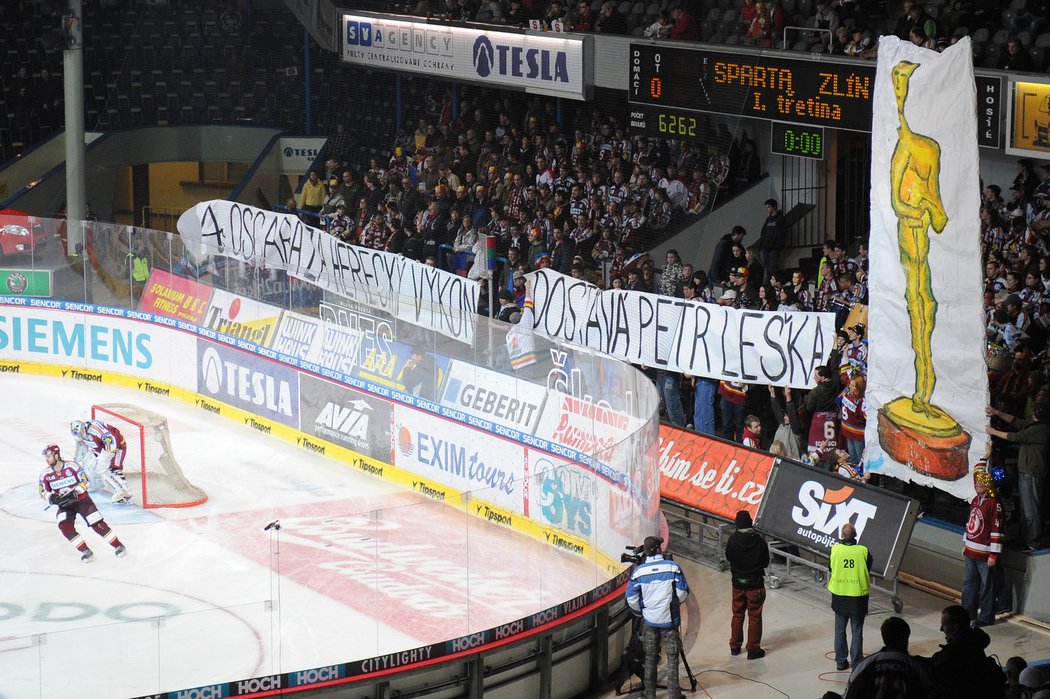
left=987, top=403, right=1050, bottom=550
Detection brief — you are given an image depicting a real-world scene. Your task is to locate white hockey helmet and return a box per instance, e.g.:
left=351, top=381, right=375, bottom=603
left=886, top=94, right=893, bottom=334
left=70, top=420, right=86, bottom=439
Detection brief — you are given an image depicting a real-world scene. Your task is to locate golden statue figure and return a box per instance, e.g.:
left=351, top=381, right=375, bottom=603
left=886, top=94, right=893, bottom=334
left=877, top=60, right=971, bottom=480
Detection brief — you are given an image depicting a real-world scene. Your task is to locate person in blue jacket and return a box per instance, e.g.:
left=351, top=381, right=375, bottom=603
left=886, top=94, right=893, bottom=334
left=625, top=536, right=691, bottom=699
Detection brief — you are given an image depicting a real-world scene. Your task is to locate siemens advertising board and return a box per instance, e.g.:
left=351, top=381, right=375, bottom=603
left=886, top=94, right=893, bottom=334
left=341, top=13, right=587, bottom=100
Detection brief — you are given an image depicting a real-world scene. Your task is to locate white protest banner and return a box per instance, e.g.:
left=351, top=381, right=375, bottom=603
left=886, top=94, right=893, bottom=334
left=864, top=37, right=987, bottom=501
left=526, top=268, right=834, bottom=388
left=177, top=200, right=478, bottom=343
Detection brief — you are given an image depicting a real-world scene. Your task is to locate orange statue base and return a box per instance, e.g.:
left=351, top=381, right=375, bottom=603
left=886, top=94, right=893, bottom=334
left=877, top=408, right=971, bottom=480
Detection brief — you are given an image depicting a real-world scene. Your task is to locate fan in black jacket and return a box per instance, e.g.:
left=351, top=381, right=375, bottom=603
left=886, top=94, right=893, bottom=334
left=724, top=511, right=771, bottom=660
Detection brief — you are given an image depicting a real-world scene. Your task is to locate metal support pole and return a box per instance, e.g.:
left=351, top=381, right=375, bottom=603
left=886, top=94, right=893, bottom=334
left=303, top=26, right=312, bottom=135
left=467, top=656, right=484, bottom=698
left=538, top=635, right=553, bottom=699
left=63, top=0, right=85, bottom=254
left=395, top=75, right=402, bottom=137
left=590, top=609, right=610, bottom=690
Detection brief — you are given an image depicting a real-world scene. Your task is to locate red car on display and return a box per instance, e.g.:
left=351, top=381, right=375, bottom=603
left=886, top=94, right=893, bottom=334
left=0, top=208, right=48, bottom=259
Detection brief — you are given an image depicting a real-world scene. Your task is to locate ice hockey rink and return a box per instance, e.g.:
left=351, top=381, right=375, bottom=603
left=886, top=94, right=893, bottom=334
left=0, top=373, right=611, bottom=699
left=5, top=372, right=1050, bottom=699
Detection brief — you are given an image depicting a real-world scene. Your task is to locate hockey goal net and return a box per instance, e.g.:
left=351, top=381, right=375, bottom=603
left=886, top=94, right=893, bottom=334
left=92, top=403, right=208, bottom=508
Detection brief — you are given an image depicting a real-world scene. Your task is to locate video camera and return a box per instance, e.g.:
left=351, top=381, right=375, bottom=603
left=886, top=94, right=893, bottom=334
left=620, top=536, right=670, bottom=565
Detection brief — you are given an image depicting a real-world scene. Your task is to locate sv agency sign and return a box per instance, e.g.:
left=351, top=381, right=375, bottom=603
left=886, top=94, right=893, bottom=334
left=341, top=14, right=585, bottom=99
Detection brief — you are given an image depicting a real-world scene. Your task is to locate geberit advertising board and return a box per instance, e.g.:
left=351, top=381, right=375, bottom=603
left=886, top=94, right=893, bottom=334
left=341, top=13, right=586, bottom=99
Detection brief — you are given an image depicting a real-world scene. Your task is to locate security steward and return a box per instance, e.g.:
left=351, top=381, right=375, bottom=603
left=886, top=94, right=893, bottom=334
left=828, top=522, right=872, bottom=671
left=625, top=535, right=690, bottom=699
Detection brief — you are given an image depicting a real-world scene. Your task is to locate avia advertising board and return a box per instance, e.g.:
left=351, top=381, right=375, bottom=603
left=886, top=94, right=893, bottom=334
left=341, top=13, right=587, bottom=99
left=300, top=373, right=392, bottom=461
left=439, top=360, right=548, bottom=434
left=658, top=424, right=772, bottom=522
left=754, top=458, right=919, bottom=579
left=197, top=340, right=300, bottom=429
left=391, top=404, right=526, bottom=512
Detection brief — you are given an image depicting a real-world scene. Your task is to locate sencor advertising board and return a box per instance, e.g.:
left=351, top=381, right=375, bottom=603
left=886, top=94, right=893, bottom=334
left=391, top=404, right=525, bottom=512
left=342, top=13, right=586, bottom=100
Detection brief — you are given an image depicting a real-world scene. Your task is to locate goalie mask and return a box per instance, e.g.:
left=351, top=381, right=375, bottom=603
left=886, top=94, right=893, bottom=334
left=70, top=420, right=86, bottom=439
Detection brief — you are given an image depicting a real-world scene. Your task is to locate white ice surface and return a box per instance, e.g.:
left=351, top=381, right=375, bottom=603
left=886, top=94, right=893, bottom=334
left=0, top=374, right=607, bottom=699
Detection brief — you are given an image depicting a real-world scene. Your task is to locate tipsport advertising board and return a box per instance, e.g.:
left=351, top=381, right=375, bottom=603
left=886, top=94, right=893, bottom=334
left=341, top=13, right=587, bottom=99
left=754, top=458, right=919, bottom=579
left=391, top=404, right=526, bottom=513
left=300, top=373, right=392, bottom=461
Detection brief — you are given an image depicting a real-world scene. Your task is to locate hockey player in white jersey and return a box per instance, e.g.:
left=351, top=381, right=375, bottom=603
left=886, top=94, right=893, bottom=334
left=71, top=419, right=133, bottom=504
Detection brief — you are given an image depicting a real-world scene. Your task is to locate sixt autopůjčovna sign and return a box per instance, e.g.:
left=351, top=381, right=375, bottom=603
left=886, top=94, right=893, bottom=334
left=341, top=14, right=585, bottom=99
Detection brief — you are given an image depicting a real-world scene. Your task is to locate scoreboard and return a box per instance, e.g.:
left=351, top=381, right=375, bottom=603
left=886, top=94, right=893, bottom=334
left=628, top=44, right=877, bottom=133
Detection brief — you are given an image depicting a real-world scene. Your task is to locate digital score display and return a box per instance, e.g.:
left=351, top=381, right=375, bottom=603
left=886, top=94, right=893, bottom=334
left=771, top=122, right=825, bottom=160
left=629, top=44, right=877, bottom=132
left=628, top=106, right=705, bottom=142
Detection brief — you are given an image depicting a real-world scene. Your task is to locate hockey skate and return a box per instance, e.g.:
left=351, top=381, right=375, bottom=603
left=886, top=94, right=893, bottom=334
left=81, top=549, right=95, bottom=563
left=114, top=544, right=127, bottom=558
left=112, top=491, right=133, bottom=504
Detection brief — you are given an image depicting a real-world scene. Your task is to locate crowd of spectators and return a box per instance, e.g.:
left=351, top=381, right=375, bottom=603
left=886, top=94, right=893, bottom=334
left=978, top=159, right=1050, bottom=553
left=292, top=89, right=761, bottom=311
left=403, top=0, right=1050, bottom=71
left=295, top=73, right=1050, bottom=554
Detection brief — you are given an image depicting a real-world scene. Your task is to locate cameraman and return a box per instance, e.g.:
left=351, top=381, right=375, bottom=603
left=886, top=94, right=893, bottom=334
left=625, top=536, right=690, bottom=699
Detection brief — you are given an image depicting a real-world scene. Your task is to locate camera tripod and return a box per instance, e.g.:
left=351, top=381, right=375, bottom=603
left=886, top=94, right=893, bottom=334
left=615, top=615, right=698, bottom=695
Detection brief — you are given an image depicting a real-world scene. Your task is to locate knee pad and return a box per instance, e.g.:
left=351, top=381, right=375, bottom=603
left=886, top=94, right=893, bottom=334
left=58, top=518, right=76, bottom=538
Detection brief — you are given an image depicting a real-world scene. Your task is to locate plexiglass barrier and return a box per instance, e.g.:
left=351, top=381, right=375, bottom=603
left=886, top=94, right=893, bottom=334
left=0, top=216, right=659, bottom=696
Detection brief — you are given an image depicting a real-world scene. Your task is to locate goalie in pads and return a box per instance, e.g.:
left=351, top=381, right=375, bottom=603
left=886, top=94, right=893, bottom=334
left=39, top=444, right=126, bottom=562
left=71, top=419, right=133, bottom=504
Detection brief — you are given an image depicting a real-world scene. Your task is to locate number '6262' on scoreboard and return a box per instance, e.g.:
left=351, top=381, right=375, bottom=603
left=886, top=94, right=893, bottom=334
left=629, top=44, right=875, bottom=133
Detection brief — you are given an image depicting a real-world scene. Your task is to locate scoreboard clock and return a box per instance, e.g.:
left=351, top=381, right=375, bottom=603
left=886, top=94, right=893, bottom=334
left=629, top=44, right=876, bottom=133
left=770, top=122, right=825, bottom=160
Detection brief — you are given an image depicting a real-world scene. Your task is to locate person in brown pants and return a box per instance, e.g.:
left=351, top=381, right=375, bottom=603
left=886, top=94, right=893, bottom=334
left=724, top=510, right=770, bottom=659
